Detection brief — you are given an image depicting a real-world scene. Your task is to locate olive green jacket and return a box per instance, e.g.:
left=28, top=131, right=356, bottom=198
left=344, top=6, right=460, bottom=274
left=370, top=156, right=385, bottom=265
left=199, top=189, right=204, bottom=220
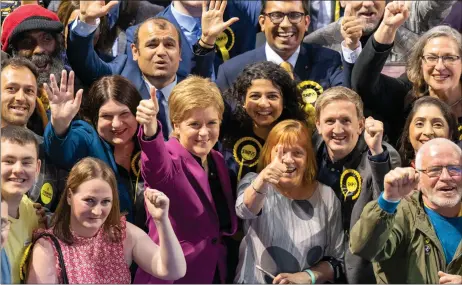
left=350, top=191, right=462, bottom=284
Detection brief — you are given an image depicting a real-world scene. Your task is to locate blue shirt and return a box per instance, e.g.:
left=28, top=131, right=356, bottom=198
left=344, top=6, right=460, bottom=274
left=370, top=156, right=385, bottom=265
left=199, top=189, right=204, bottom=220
left=425, top=206, right=462, bottom=264
left=1, top=248, right=11, bottom=284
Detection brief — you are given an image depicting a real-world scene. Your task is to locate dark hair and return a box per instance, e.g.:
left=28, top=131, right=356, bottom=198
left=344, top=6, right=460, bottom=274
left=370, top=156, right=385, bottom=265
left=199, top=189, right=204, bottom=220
left=260, top=0, right=310, bottom=15
left=398, top=96, right=458, bottom=166
left=52, top=157, right=122, bottom=245
left=80, top=75, right=142, bottom=128
left=1, top=57, right=39, bottom=79
left=1, top=125, right=39, bottom=158
left=222, top=61, right=307, bottom=145
left=56, top=0, right=80, bottom=27
left=133, top=17, right=182, bottom=49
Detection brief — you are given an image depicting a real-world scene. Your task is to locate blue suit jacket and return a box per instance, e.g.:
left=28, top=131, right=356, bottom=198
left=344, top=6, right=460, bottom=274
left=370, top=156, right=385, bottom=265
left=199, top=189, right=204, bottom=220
left=216, top=43, right=344, bottom=92
left=67, top=21, right=214, bottom=99
left=125, top=2, right=261, bottom=77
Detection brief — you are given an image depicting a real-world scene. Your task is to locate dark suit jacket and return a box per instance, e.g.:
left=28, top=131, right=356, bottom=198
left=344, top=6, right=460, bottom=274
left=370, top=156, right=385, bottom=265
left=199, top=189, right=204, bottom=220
left=125, top=2, right=261, bottom=77
left=215, top=43, right=344, bottom=92
left=67, top=21, right=214, bottom=99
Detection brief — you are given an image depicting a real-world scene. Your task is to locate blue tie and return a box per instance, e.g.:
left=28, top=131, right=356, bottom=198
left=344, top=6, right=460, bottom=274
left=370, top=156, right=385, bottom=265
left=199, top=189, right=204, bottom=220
left=156, top=90, right=169, bottom=140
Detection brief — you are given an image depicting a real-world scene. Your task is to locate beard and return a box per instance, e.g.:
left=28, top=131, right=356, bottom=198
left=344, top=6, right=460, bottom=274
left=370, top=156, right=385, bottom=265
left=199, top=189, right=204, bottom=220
left=12, top=50, right=65, bottom=87
left=421, top=186, right=462, bottom=208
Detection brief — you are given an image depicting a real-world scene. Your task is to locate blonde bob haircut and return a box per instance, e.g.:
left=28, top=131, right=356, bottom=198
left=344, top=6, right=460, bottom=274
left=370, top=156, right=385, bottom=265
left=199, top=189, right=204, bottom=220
left=257, top=120, right=317, bottom=186
left=168, top=75, right=224, bottom=138
left=315, top=86, right=364, bottom=120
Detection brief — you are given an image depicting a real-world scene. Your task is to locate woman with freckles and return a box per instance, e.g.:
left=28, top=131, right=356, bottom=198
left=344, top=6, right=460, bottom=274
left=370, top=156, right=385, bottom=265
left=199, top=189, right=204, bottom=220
left=351, top=1, right=462, bottom=145
left=235, top=120, right=344, bottom=284
left=399, top=96, right=459, bottom=167
left=26, top=157, right=186, bottom=284
left=134, top=76, right=237, bottom=284
left=43, top=72, right=146, bottom=226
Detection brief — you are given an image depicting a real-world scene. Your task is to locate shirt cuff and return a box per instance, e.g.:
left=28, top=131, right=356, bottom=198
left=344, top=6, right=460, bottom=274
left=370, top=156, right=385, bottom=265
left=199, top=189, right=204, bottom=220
left=368, top=149, right=389, bottom=162
left=378, top=192, right=400, bottom=214
left=341, top=40, right=362, bottom=64
left=371, top=36, right=394, bottom=53
left=71, top=17, right=100, bottom=37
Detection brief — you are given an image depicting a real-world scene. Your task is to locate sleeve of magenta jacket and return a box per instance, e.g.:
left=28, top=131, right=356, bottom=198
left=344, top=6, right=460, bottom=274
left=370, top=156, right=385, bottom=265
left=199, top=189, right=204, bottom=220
left=137, top=122, right=176, bottom=188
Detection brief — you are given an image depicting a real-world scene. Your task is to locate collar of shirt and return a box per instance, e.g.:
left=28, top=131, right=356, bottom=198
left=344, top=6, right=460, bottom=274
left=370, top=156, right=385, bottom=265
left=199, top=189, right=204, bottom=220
left=265, top=42, right=300, bottom=67
left=171, top=3, right=201, bottom=33
left=143, top=77, right=178, bottom=101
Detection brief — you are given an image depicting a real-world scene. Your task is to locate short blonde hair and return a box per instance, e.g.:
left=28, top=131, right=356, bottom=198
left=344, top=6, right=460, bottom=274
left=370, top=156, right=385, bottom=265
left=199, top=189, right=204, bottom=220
left=257, top=120, right=317, bottom=186
left=315, top=86, right=364, bottom=120
left=168, top=76, right=224, bottom=136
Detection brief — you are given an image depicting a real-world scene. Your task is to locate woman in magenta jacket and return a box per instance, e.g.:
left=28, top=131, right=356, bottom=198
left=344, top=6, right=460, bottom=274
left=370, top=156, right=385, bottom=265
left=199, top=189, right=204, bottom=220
left=134, top=76, right=238, bottom=284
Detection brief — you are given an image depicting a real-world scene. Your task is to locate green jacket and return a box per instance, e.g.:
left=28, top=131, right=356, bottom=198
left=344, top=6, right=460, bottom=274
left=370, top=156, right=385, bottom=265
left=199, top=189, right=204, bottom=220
left=350, top=191, right=462, bottom=283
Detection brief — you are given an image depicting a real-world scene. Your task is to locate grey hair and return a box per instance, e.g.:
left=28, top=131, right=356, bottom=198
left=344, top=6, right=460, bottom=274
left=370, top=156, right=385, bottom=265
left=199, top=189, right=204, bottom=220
left=415, top=138, right=462, bottom=169
left=406, top=25, right=462, bottom=98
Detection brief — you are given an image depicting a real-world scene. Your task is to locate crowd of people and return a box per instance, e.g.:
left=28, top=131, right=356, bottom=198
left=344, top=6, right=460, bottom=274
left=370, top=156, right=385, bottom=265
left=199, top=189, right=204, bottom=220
left=0, top=0, right=461, bottom=284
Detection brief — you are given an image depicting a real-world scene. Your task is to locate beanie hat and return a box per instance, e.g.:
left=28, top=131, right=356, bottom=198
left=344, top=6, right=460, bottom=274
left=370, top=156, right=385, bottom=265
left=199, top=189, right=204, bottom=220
left=1, top=4, right=63, bottom=52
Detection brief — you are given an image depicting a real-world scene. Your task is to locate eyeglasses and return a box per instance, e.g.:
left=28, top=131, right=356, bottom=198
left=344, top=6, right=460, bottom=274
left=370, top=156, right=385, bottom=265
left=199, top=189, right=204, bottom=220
left=417, top=165, right=462, bottom=178
left=1, top=218, right=10, bottom=232
left=421, top=55, right=461, bottom=66
left=262, top=12, right=305, bottom=24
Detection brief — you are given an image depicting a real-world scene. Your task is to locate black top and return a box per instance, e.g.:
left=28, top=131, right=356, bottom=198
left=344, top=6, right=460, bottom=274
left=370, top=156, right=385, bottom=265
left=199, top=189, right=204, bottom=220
left=192, top=154, right=232, bottom=232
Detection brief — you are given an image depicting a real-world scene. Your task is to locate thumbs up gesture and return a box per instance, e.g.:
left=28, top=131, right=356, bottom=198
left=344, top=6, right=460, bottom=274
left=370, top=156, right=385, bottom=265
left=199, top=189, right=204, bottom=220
left=259, top=145, right=288, bottom=186
left=136, top=87, right=159, bottom=137
left=341, top=3, right=364, bottom=50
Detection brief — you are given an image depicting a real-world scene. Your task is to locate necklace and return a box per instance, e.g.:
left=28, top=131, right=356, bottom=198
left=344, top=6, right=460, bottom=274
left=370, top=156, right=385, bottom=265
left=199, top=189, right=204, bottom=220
left=450, top=97, right=462, bottom=108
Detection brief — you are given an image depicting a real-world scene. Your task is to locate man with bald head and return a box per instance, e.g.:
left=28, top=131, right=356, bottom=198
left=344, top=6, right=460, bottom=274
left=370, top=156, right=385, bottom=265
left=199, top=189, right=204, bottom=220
left=350, top=138, right=462, bottom=284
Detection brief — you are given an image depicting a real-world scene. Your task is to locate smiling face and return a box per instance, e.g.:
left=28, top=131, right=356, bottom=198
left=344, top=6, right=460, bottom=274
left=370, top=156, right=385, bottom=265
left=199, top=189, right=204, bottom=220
left=259, top=1, right=310, bottom=60
left=348, top=1, right=385, bottom=34
left=1, top=141, right=40, bottom=199
left=244, top=79, right=284, bottom=128
left=1, top=65, right=37, bottom=128
left=316, top=100, right=364, bottom=161
left=270, top=142, right=307, bottom=188
left=132, top=20, right=181, bottom=86
left=419, top=144, right=462, bottom=209
left=68, top=178, right=113, bottom=236
left=409, top=105, right=451, bottom=153
left=97, top=99, right=138, bottom=146
left=174, top=106, right=220, bottom=161
left=422, top=37, right=462, bottom=96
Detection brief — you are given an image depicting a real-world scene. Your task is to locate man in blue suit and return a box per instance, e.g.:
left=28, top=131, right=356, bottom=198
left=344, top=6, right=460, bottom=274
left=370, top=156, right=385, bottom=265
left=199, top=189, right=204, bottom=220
left=66, top=0, right=233, bottom=99
left=216, top=0, right=344, bottom=99
left=125, top=1, right=261, bottom=78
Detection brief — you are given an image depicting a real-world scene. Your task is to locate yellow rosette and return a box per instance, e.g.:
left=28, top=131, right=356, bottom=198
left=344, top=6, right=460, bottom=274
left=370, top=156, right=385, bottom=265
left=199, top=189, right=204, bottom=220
left=233, top=137, right=263, bottom=181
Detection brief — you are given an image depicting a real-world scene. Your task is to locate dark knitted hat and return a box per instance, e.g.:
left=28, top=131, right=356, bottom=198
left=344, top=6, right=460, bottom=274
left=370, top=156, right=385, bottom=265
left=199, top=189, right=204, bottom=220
left=1, top=4, right=63, bottom=52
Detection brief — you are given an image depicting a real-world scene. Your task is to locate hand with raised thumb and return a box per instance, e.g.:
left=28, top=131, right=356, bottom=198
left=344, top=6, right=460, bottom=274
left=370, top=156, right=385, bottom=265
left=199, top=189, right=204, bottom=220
left=136, top=87, right=159, bottom=137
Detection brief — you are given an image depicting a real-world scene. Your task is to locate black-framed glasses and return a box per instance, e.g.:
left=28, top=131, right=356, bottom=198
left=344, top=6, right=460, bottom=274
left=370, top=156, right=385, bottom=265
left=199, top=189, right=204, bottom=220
left=262, top=12, right=305, bottom=24
left=417, top=165, right=462, bottom=178
left=421, top=55, right=461, bottom=66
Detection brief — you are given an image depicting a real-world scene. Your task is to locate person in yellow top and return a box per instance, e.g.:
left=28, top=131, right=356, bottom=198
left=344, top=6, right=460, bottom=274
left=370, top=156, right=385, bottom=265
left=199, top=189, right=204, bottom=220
left=1, top=125, right=43, bottom=283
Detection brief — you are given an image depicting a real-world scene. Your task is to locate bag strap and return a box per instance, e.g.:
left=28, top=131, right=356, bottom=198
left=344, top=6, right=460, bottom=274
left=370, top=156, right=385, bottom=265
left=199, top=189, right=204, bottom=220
left=19, top=232, right=69, bottom=284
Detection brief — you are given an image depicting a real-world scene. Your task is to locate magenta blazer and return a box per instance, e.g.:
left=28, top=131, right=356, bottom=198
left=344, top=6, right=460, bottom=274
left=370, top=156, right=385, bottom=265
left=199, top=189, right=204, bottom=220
left=134, top=125, right=238, bottom=284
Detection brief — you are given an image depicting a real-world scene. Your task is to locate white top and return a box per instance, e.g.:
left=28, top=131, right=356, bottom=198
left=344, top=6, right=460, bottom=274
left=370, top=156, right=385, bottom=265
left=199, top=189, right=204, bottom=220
left=265, top=42, right=300, bottom=68
left=235, top=172, right=345, bottom=284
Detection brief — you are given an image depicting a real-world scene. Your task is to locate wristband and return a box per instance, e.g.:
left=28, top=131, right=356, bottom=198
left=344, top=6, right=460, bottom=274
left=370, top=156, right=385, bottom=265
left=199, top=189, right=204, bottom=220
left=200, top=37, right=214, bottom=48
left=251, top=180, right=266, bottom=195
left=304, top=269, right=316, bottom=284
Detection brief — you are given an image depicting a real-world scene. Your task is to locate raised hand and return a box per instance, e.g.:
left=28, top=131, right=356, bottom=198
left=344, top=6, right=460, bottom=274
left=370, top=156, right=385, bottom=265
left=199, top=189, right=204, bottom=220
left=364, top=117, right=384, bottom=155
left=200, top=0, right=239, bottom=46
left=46, top=70, right=83, bottom=136
left=254, top=145, right=287, bottom=191
left=438, top=272, right=462, bottom=284
left=382, top=1, right=409, bottom=30
left=383, top=167, right=419, bottom=201
left=136, top=87, right=159, bottom=137
left=341, top=3, right=364, bottom=50
left=145, top=188, right=170, bottom=222
left=79, top=0, right=119, bottom=25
